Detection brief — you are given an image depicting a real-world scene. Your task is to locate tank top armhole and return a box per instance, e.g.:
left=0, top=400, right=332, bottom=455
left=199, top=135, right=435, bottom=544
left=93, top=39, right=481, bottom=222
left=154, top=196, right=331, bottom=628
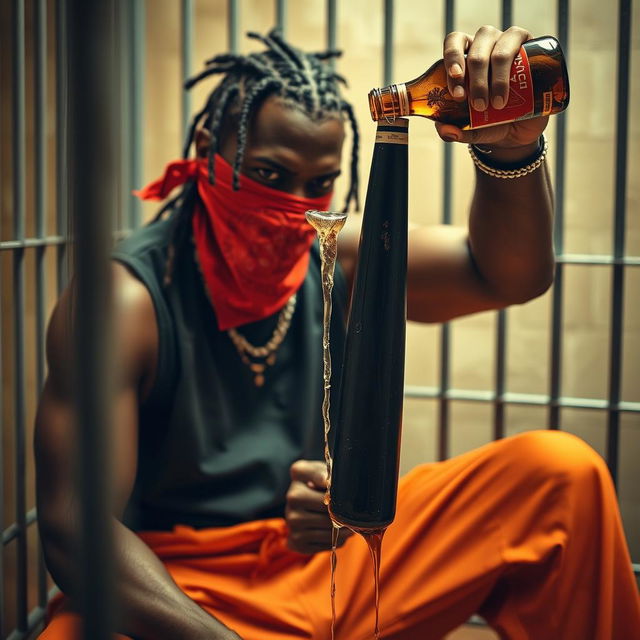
left=111, top=252, right=177, bottom=413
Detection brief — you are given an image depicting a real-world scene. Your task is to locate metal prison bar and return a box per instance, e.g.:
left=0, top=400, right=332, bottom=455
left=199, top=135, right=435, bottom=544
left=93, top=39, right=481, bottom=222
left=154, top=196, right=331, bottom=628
left=1, top=0, right=639, bottom=638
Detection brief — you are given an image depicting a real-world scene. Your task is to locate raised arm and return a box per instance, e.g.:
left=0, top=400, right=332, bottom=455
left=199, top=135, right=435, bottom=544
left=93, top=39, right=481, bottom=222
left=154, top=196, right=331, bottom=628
left=339, top=26, right=555, bottom=324
left=35, top=263, right=241, bottom=639
left=408, top=26, right=555, bottom=323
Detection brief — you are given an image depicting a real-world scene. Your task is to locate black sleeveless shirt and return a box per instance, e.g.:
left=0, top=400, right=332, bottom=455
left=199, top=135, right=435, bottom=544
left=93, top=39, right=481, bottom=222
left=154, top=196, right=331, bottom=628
left=113, top=219, right=347, bottom=531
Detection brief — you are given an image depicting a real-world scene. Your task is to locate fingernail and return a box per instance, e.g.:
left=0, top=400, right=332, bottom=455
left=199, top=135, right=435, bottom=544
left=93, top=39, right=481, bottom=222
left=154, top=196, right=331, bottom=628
left=473, top=98, right=486, bottom=112
left=442, top=133, right=460, bottom=142
left=492, top=95, right=504, bottom=109
left=450, top=63, right=463, bottom=77
left=452, top=85, right=465, bottom=99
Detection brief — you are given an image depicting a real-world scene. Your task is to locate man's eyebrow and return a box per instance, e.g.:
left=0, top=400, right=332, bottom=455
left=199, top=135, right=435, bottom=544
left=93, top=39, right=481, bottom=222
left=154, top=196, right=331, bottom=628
left=251, top=157, right=292, bottom=173
left=317, top=169, right=341, bottom=179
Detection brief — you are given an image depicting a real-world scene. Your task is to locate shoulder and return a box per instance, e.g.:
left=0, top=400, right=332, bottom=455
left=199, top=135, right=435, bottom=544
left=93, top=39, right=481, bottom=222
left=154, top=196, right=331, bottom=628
left=112, top=261, right=158, bottom=339
left=112, top=221, right=175, bottom=321
left=46, top=262, right=159, bottom=400
left=111, top=261, right=159, bottom=398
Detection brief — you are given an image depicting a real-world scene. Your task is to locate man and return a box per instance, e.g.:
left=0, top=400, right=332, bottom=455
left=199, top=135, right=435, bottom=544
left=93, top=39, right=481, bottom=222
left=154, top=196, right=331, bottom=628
left=35, top=26, right=639, bottom=639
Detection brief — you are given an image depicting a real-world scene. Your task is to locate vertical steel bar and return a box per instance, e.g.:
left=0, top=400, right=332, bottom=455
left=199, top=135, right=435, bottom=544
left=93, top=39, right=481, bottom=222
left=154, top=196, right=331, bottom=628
left=442, top=0, right=454, bottom=229
left=439, top=0, right=455, bottom=461
left=123, top=0, right=145, bottom=229
left=0, top=7, right=5, bottom=615
left=35, top=0, right=50, bottom=608
left=13, top=246, right=28, bottom=635
left=383, top=0, right=393, bottom=85
left=12, top=0, right=28, bottom=631
left=442, top=0, right=455, bottom=228
left=35, top=0, right=47, bottom=241
left=0, top=264, right=4, bottom=640
left=553, top=0, right=569, bottom=256
left=0, top=288, right=3, bottom=632
left=67, top=1, right=118, bottom=636
left=492, top=0, right=514, bottom=442
left=501, top=0, right=512, bottom=28
left=438, top=326, right=451, bottom=461
left=13, top=0, right=26, bottom=244
left=493, top=312, right=506, bottom=440
left=130, top=0, right=145, bottom=228
left=181, top=0, right=194, bottom=142
left=119, top=0, right=132, bottom=232
left=324, top=0, right=338, bottom=212
left=327, top=0, right=337, bottom=69
left=549, top=0, right=569, bottom=430
left=606, top=0, right=632, bottom=485
left=276, top=0, right=287, bottom=36
left=56, top=0, right=69, bottom=293
left=228, top=0, right=239, bottom=53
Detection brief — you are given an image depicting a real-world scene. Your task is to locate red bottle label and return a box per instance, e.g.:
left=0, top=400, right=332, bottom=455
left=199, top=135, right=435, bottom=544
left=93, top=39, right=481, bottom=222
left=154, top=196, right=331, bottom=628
left=469, top=46, right=534, bottom=129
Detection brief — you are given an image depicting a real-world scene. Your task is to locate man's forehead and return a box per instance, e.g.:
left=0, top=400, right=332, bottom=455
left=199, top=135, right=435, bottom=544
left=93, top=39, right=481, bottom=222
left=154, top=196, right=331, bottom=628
left=248, top=96, right=345, bottom=151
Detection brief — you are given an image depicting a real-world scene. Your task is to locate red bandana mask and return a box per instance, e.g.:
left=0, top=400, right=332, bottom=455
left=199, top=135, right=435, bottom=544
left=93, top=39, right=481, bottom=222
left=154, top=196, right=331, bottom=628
left=134, top=155, right=333, bottom=330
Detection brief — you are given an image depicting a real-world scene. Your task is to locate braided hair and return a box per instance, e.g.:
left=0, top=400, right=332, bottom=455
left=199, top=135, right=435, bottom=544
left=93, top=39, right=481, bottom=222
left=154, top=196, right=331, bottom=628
left=158, top=29, right=360, bottom=285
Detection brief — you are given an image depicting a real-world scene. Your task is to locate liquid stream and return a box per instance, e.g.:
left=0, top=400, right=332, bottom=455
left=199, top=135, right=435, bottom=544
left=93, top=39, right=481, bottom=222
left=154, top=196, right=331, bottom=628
left=329, top=523, right=386, bottom=640
left=305, top=210, right=346, bottom=640
left=304, top=210, right=347, bottom=501
left=306, top=210, right=385, bottom=640
left=363, top=528, right=385, bottom=640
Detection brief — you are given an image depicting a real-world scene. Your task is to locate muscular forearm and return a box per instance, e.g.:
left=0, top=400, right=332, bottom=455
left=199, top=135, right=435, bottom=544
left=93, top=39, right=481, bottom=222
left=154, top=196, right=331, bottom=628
left=113, top=521, right=241, bottom=639
left=468, top=141, right=555, bottom=303
left=41, top=517, right=241, bottom=640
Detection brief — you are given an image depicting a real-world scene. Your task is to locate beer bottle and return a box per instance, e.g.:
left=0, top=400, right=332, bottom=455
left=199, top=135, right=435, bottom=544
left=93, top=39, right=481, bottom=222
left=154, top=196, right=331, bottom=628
left=369, top=35, right=569, bottom=129
left=329, top=119, right=408, bottom=531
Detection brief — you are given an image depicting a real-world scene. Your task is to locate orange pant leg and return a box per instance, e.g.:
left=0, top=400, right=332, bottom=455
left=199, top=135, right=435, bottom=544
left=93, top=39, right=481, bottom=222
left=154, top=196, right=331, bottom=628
left=39, top=431, right=640, bottom=640
left=39, top=519, right=315, bottom=640
left=297, top=430, right=640, bottom=639
left=38, top=595, right=132, bottom=640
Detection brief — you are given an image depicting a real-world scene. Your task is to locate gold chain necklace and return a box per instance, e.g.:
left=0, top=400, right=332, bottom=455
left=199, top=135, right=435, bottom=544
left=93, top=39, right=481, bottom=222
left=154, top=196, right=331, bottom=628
left=227, top=294, right=297, bottom=387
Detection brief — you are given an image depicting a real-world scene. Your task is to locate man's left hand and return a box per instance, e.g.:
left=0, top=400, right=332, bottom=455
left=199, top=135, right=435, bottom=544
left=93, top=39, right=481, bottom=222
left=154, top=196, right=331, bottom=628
left=285, top=460, right=353, bottom=554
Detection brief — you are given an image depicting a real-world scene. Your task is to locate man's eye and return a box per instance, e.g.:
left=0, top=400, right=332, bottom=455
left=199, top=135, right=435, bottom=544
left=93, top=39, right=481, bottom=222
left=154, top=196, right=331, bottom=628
left=254, top=168, right=280, bottom=182
left=314, top=177, right=336, bottom=191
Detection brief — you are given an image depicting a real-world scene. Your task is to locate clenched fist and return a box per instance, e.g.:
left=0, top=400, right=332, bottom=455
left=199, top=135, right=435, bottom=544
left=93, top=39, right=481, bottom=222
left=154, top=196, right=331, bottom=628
left=285, top=460, right=353, bottom=554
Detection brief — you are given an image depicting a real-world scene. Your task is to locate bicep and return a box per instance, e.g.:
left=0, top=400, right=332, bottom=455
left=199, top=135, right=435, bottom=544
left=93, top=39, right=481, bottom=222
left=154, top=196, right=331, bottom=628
left=34, top=379, right=139, bottom=522
left=407, top=225, right=505, bottom=323
left=340, top=220, right=505, bottom=323
left=35, top=264, right=157, bottom=525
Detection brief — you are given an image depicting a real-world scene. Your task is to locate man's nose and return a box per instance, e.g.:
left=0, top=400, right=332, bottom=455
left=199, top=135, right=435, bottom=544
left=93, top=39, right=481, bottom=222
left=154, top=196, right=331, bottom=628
left=288, top=183, right=308, bottom=199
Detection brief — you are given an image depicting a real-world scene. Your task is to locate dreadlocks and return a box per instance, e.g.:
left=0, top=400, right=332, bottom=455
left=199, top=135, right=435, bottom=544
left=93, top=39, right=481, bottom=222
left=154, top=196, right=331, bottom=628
left=157, top=28, right=360, bottom=285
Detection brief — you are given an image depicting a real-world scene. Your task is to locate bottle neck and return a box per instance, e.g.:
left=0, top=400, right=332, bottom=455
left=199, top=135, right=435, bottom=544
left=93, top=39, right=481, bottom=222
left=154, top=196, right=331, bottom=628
left=369, top=83, right=409, bottom=121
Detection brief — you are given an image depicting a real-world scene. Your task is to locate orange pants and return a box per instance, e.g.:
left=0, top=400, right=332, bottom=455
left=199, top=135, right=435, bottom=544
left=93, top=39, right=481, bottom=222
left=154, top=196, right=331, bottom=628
left=40, top=431, right=640, bottom=639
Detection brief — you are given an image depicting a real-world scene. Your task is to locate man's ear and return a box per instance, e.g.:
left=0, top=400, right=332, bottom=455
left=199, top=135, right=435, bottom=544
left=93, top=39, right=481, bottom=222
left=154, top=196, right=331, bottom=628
left=195, top=128, right=212, bottom=158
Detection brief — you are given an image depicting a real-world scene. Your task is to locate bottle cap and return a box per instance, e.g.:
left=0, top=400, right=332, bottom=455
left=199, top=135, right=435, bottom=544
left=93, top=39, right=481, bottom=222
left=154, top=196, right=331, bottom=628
left=368, top=84, right=409, bottom=121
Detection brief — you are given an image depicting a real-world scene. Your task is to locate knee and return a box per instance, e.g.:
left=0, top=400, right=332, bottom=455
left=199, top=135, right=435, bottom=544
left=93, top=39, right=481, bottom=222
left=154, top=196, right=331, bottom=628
left=500, top=430, right=610, bottom=491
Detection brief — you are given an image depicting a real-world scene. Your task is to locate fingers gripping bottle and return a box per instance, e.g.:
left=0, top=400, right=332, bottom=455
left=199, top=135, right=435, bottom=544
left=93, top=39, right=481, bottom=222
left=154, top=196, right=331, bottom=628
left=369, top=35, right=569, bottom=129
